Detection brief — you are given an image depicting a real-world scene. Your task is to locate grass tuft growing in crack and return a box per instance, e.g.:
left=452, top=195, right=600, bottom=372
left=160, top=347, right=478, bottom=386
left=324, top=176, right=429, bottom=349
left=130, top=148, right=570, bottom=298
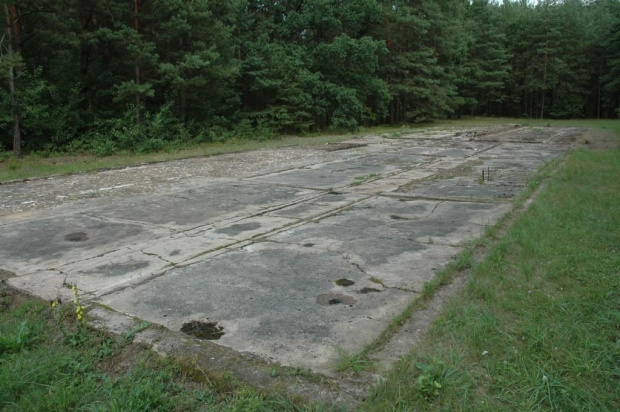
left=333, top=347, right=373, bottom=373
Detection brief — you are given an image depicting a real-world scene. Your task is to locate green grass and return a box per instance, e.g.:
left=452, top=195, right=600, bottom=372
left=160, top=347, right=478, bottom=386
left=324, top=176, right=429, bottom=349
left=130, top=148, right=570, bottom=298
left=350, top=173, right=379, bottom=186
left=0, top=291, right=328, bottom=411
left=334, top=347, right=373, bottom=373
left=361, top=146, right=620, bottom=410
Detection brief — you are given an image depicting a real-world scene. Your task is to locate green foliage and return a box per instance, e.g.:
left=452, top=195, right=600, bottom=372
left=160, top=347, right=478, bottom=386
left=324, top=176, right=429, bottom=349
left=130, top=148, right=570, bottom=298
left=0, top=0, right=618, bottom=154
left=0, top=321, right=36, bottom=355
left=85, top=103, right=190, bottom=156
left=415, top=359, right=456, bottom=399
left=333, top=347, right=372, bottom=373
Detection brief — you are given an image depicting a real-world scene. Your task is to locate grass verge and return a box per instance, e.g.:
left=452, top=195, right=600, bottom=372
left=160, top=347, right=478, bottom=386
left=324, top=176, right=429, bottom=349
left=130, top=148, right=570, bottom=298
left=361, top=146, right=620, bottom=410
left=0, top=285, right=328, bottom=411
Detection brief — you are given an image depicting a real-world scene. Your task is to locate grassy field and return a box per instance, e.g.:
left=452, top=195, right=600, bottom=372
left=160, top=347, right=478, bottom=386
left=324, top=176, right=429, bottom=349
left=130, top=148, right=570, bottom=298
left=1, top=117, right=618, bottom=183
left=1, top=120, right=618, bottom=410
left=361, top=143, right=620, bottom=410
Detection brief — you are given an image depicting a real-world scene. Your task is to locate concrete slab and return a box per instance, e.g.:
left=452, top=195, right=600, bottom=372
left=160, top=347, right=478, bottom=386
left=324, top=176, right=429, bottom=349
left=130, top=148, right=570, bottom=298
left=0, top=215, right=164, bottom=274
left=140, top=235, right=235, bottom=265
left=89, top=181, right=320, bottom=231
left=266, top=193, right=368, bottom=220
left=0, top=125, right=580, bottom=381
left=7, top=249, right=171, bottom=299
left=250, top=157, right=404, bottom=190
left=270, top=197, right=511, bottom=290
left=397, top=176, right=523, bottom=201
left=99, top=241, right=414, bottom=371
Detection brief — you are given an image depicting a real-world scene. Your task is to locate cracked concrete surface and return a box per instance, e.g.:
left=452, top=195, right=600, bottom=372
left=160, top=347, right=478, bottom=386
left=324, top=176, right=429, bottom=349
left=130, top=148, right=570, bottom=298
left=0, top=125, right=581, bottom=375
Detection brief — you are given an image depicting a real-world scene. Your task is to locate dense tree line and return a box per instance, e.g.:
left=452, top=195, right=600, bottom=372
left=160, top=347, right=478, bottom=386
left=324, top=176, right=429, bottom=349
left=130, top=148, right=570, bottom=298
left=1, top=0, right=619, bottom=156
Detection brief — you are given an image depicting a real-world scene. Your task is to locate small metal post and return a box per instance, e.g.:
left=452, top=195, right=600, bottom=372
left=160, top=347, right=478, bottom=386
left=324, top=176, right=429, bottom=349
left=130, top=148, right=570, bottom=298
left=482, top=169, right=485, bottom=182
left=487, top=166, right=490, bottom=181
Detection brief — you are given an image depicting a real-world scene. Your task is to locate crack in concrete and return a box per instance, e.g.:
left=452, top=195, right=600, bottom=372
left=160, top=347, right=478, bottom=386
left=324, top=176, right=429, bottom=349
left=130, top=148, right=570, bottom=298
left=141, top=251, right=177, bottom=266
left=464, top=142, right=503, bottom=159
left=380, top=193, right=500, bottom=204
left=405, top=238, right=460, bottom=248
left=338, top=253, right=420, bottom=296
left=53, top=247, right=133, bottom=272
left=341, top=253, right=372, bottom=278
left=427, top=200, right=444, bottom=218
left=79, top=211, right=176, bottom=234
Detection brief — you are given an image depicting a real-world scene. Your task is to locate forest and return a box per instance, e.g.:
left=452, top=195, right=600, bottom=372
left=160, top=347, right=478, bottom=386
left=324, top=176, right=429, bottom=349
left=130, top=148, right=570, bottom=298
left=1, top=0, right=619, bottom=157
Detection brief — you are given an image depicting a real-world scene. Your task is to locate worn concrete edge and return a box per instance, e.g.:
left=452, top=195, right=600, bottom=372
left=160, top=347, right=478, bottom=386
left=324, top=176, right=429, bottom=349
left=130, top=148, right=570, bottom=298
left=0, top=272, right=364, bottom=408
left=85, top=302, right=368, bottom=409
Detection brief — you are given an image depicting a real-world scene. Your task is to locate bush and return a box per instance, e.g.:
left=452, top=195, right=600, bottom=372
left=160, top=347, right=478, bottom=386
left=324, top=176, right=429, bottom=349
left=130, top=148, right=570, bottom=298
left=85, top=103, right=190, bottom=156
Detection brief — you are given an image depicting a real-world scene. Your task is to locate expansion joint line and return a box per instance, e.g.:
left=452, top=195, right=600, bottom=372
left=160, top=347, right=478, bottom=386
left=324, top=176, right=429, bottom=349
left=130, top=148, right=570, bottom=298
left=141, top=251, right=176, bottom=266
left=464, top=142, right=503, bottom=159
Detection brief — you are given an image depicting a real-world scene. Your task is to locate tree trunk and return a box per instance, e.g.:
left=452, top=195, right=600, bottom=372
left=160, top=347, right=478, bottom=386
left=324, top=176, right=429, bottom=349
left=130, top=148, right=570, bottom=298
left=597, top=57, right=602, bottom=119
left=79, top=3, right=94, bottom=113
left=4, top=4, right=21, bottom=158
left=9, top=5, right=20, bottom=54
left=180, top=87, right=186, bottom=122
left=134, top=0, right=141, bottom=124
left=135, top=64, right=141, bottom=124
left=540, top=40, right=548, bottom=119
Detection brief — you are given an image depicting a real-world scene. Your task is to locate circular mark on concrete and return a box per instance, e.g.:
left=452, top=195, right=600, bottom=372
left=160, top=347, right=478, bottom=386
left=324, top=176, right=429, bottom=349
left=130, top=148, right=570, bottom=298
left=317, top=293, right=357, bottom=306
left=181, top=321, right=225, bottom=340
left=64, top=232, right=88, bottom=242
left=335, top=278, right=355, bottom=287
left=358, top=287, right=382, bottom=294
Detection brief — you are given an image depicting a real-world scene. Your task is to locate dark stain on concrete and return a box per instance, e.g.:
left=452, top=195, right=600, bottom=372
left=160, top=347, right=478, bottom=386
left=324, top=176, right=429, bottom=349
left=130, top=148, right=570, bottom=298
left=358, top=287, right=382, bottom=294
left=64, top=232, right=88, bottom=242
left=170, top=250, right=181, bottom=256
left=316, top=293, right=357, bottom=306
left=86, top=261, right=151, bottom=277
left=181, top=320, right=225, bottom=340
left=335, top=278, right=355, bottom=287
left=215, top=222, right=261, bottom=236
left=303, top=243, right=315, bottom=247
left=323, top=143, right=368, bottom=152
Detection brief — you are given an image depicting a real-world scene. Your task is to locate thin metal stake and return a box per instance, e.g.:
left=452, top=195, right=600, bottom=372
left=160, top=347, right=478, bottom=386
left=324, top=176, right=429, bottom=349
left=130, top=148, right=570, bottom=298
left=482, top=169, right=485, bottom=182
left=487, top=166, right=490, bottom=181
